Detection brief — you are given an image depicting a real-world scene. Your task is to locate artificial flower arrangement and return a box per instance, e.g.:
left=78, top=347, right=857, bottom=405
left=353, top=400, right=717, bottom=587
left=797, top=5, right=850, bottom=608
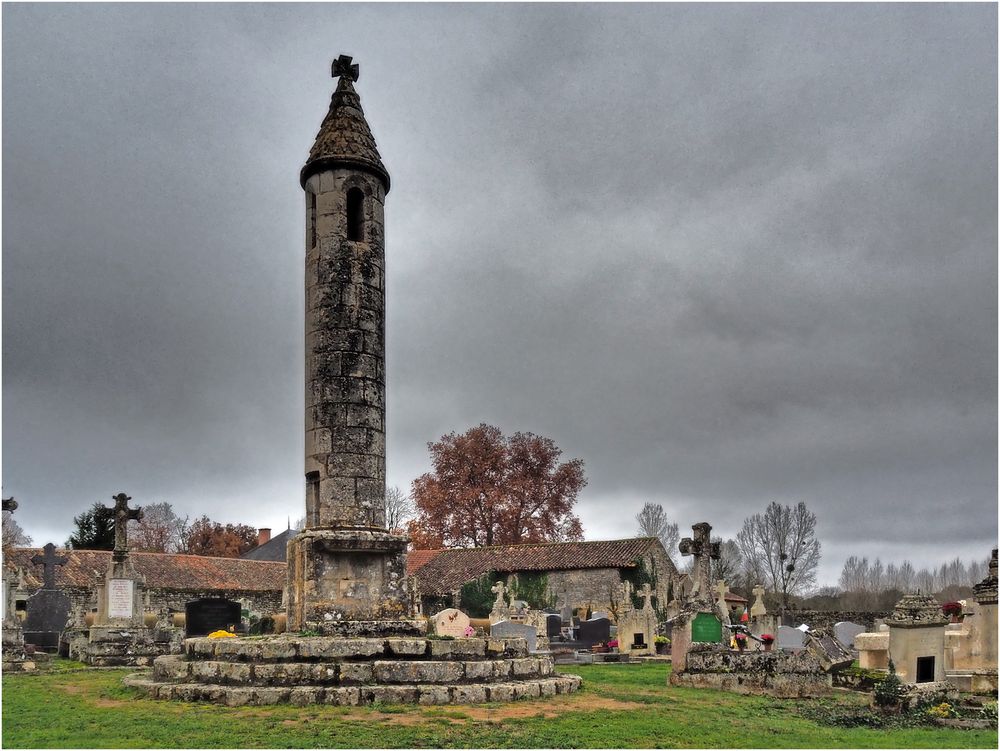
left=653, top=635, right=670, bottom=645
left=759, top=634, right=775, bottom=644
left=941, top=601, right=963, bottom=618
left=607, top=639, right=619, bottom=650
left=207, top=629, right=236, bottom=639
left=463, top=625, right=475, bottom=637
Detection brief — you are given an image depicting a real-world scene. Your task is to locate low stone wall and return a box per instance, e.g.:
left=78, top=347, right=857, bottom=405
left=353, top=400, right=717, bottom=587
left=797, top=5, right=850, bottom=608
left=781, top=610, right=889, bottom=632
left=670, top=643, right=831, bottom=697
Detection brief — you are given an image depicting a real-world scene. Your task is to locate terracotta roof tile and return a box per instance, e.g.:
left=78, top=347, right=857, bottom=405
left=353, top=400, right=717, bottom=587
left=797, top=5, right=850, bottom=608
left=411, top=538, right=662, bottom=595
left=8, top=548, right=285, bottom=592
left=405, top=549, right=443, bottom=576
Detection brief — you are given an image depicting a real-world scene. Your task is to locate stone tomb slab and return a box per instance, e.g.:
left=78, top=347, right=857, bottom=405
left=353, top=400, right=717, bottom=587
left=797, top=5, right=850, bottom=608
left=777, top=625, right=805, bottom=652
left=23, top=589, right=71, bottom=651
left=833, top=621, right=866, bottom=651
left=432, top=608, right=471, bottom=638
left=545, top=614, right=562, bottom=638
left=491, top=620, right=537, bottom=653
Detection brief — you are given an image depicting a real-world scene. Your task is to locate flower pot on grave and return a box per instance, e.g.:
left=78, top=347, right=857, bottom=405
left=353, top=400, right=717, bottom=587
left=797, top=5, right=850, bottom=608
left=762, top=642, right=773, bottom=652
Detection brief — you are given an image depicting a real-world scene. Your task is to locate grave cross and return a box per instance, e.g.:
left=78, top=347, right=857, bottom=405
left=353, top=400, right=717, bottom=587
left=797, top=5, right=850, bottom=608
left=751, top=584, right=767, bottom=617
left=2, top=497, right=17, bottom=512
left=31, top=542, right=68, bottom=589
left=332, top=55, right=360, bottom=82
left=715, top=579, right=728, bottom=605
left=490, top=580, right=507, bottom=608
left=112, top=492, right=142, bottom=563
left=639, top=582, right=654, bottom=611
left=678, top=522, right=721, bottom=598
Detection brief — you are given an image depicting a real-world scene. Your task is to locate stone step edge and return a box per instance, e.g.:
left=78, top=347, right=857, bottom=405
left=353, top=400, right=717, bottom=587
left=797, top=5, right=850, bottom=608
left=183, top=636, right=528, bottom=662
left=124, top=674, right=582, bottom=706
left=155, top=656, right=553, bottom=685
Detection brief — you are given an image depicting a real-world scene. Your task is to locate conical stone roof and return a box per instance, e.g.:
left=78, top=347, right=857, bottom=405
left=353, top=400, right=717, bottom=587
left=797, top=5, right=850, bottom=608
left=300, top=68, right=390, bottom=192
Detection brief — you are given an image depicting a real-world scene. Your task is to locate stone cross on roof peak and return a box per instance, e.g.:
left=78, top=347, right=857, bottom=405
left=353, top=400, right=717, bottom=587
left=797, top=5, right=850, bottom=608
left=31, top=542, right=68, bottom=589
left=332, top=55, right=360, bottom=82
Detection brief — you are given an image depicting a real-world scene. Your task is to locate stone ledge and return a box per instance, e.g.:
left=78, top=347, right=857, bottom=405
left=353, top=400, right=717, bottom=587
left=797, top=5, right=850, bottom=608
left=123, top=674, right=582, bottom=706
left=183, top=636, right=528, bottom=662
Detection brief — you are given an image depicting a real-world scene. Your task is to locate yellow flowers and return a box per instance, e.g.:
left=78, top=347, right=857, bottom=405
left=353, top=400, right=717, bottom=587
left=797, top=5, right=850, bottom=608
left=207, top=629, right=236, bottom=639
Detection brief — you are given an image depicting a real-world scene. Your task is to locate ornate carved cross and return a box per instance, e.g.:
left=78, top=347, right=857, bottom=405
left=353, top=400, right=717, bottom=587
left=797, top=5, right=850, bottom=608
left=112, top=492, right=142, bottom=563
left=490, top=580, right=507, bottom=607
left=639, top=582, right=654, bottom=611
left=332, top=55, right=360, bottom=82
left=678, top=522, right=720, bottom=598
left=31, top=542, right=68, bottom=589
left=750, top=584, right=767, bottom=617
left=2, top=497, right=17, bottom=513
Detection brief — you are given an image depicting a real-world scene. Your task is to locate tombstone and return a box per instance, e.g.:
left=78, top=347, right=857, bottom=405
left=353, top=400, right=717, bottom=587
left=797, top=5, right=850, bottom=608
left=590, top=610, right=609, bottom=621
left=94, top=493, right=146, bottom=628
left=22, top=543, right=71, bottom=651
left=491, top=619, right=538, bottom=653
left=545, top=613, right=562, bottom=638
left=833, top=621, right=866, bottom=651
left=690, top=612, right=723, bottom=643
left=489, top=581, right=510, bottom=623
left=804, top=629, right=854, bottom=672
left=678, top=523, right=721, bottom=599
left=577, top=617, right=611, bottom=648
left=617, top=583, right=658, bottom=655
left=185, top=598, right=241, bottom=637
left=432, top=607, right=471, bottom=637
left=749, top=584, right=767, bottom=618
left=777, top=625, right=805, bottom=652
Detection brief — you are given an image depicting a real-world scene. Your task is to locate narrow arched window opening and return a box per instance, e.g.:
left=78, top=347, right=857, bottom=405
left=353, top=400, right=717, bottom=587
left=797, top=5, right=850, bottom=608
left=306, top=191, right=317, bottom=248
left=346, top=188, right=365, bottom=241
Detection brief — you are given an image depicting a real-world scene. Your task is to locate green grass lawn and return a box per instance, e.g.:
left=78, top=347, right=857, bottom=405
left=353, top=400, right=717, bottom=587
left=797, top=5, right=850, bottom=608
left=2, top=660, right=996, bottom=748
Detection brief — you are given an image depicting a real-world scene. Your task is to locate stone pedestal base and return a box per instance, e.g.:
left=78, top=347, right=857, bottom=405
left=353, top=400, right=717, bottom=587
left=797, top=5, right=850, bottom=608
left=124, top=634, right=581, bottom=706
left=669, top=642, right=832, bottom=698
left=73, top=625, right=180, bottom=667
left=286, top=528, right=415, bottom=633
left=2, top=627, right=36, bottom=672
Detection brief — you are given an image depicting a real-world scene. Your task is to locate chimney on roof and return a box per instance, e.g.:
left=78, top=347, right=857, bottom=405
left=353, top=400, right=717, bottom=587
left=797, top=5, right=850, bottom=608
left=257, top=528, right=271, bottom=547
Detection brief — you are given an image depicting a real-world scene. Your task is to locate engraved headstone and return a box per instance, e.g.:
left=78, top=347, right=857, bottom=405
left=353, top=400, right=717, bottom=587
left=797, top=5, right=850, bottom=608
left=490, top=619, right=538, bottom=653
left=107, top=579, right=135, bottom=619
left=833, top=621, right=866, bottom=651
left=23, top=543, right=71, bottom=650
left=545, top=613, right=562, bottom=637
left=577, top=616, right=611, bottom=648
left=777, top=624, right=805, bottom=651
left=432, top=608, right=471, bottom=637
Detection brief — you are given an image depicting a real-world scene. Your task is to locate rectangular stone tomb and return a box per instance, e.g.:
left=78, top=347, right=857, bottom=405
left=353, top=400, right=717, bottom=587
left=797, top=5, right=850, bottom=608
left=491, top=621, right=537, bottom=653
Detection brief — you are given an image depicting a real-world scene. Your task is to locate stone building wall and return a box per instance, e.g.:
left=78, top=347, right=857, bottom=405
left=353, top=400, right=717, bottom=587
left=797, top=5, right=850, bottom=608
left=544, top=568, right=622, bottom=614
left=782, top=610, right=889, bottom=632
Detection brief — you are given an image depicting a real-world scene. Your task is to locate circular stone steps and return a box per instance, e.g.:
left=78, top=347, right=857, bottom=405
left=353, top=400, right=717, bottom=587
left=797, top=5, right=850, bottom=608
left=123, top=634, right=582, bottom=706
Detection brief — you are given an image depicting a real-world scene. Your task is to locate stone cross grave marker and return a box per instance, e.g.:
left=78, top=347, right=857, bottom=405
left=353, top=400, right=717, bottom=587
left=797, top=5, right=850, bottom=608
left=833, top=621, right=866, bottom=651
left=31, top=543, right=68, bottom=590
left=715, top=580, right=728, bottom=607
left=2, top=497, right=17, bottom=513
left=432, top=608, right=470, bottom=638
left=679, top=522, right=720, bottom=599
left=112, top=492, right=142, bottom=563
left=777, top=624, right=805, bottom=651
left=490, top=580, right=507, bottom=610
left=491, top=619, right=538, bottom=653
left=750, top=584, right=767, bottom=617
left=639, top=582, right=654, bottom=611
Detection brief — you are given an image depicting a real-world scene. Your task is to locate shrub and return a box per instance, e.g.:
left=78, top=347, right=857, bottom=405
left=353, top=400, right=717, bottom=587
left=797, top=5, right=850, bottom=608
left=872, top=661, right=905, bottom=709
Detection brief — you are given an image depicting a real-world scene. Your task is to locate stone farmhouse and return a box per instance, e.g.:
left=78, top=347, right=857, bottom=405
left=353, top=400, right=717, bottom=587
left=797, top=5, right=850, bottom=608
left=406, top=537, right=679, bottom=616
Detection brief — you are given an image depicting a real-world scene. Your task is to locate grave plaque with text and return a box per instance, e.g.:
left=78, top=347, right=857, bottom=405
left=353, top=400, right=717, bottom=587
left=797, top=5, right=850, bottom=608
left=691, top=612, right=722, bottom=643
left=108, top=579, right=135, bottom=618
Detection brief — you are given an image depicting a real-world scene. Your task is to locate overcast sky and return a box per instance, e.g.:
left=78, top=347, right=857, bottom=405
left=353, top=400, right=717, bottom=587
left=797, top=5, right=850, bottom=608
left=3, top=3, right=996, bottom=586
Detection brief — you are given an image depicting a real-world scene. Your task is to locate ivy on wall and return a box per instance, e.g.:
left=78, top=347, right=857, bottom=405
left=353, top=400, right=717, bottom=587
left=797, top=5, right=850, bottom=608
left=510, top=572, right=556, bottom=611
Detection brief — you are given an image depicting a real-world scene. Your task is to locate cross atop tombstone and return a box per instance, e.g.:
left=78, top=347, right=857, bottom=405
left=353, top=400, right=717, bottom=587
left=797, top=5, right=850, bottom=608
left=678, top=522, right=721, bottom=599
left=332, top=54, right=360, bottom=82
left=639, top=582, right=654, bottom=612
left=2, top=497, right=17, bottom=513
left=751, top=584, right=768, bottom=617
left=112, top=492, right=142, bottom=563
left=715, top=579, right=728, bottom=606
left=491, top=580, right=507, bottom=608
left=31, top=542, right=68, bottom=589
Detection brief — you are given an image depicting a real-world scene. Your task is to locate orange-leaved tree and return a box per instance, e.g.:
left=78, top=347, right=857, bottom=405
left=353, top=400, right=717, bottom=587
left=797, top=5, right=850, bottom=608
left=407, top=424, right=586, bottom=549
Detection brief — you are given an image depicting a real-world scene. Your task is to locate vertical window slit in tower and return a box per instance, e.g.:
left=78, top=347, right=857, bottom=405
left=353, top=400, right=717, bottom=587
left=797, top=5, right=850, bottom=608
left=307, top=191, right=317, bottom=248
left=347, top=187, right=365, bottom=241
left=306, top=471, right=320, bottom=527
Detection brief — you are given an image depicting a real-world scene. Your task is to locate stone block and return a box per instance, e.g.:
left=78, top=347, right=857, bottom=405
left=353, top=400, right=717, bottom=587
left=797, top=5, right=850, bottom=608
left=487, top=683, right=516, bottom=702
left=339, top=662, right=374, bottom=684
left=216, top=661, right=252, bottom=683
left=252, top=687, right=291, bottom=705
left=386, top=638, right=426, bottom=656
left=223, top=688, right=255, bottom=707
left=511, top=658, right=539, bottom=677
left=325, top=687, right=361, bottom=706
left=417, top=685, right=452, bottom=705
left=452, top=685, right=487, bottom=704
left=373, top=660, right=464, bottom=684
left=289, top=687, right=324, bottom=706
left=428, top=638, right=486, bottom=659
left=539, top=679, right=557, bottom=697
left=362, top=685, right=419, bottom=705
left=512, top=681, right=541, bottom=699
left=190, top=661, right=220, bottom=682
left=261, top=640, right=299, bottom=660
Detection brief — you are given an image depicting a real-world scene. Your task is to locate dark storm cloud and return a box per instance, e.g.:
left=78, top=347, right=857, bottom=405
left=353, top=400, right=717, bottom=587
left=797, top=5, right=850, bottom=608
left=3, top=4, right=995, bottom=584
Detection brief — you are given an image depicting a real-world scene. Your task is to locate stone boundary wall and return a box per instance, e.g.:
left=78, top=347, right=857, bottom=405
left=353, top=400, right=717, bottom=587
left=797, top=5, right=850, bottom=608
left=781, top=610, right=890, bottom=632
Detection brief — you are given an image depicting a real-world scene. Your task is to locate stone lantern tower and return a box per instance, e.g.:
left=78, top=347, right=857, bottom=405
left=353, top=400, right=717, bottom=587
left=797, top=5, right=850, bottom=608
left=286, top=55, right=416, bottom=635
